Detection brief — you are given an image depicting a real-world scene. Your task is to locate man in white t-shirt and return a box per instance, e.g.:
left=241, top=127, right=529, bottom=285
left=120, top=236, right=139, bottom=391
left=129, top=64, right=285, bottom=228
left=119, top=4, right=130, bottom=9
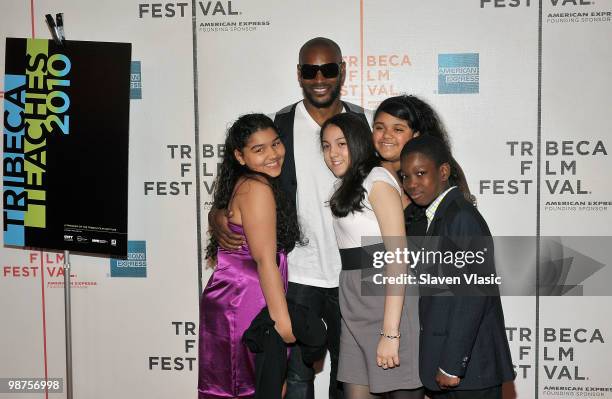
left=210, top=37, right=370, bottom=399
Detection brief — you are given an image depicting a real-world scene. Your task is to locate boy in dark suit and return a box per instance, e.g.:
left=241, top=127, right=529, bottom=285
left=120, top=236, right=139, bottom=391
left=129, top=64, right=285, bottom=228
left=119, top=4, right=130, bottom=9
left=400, top=135, right=515, bottom=399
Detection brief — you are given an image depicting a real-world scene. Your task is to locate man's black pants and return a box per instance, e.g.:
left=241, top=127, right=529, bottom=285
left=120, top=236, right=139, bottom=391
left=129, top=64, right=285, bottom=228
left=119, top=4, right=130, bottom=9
left=285, top=282, right=343, bottom=399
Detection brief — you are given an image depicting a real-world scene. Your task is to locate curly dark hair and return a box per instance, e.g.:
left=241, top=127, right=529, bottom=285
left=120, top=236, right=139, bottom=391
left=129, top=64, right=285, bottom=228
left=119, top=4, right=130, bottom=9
left=205, top=113, right=301, bottom=261
left=320, top=113, right=380, bottom=217
left=375, top=95, right=475, bottom=204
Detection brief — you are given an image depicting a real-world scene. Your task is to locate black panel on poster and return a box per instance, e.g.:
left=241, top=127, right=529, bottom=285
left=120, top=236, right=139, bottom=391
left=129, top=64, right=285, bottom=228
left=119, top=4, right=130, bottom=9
left=3, top=38, right=130, bottom=257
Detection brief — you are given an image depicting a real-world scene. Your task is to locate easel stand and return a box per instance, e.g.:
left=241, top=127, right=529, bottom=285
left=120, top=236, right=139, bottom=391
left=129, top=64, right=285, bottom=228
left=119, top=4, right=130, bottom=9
left=44, top=14, right=71, bottom=398
left=63, top=250, right=73, bottom=399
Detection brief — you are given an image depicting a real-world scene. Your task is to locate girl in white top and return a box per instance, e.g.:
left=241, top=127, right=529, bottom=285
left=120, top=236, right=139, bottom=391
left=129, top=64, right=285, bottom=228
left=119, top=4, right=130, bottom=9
left=320, top=113, right=423, bottom=399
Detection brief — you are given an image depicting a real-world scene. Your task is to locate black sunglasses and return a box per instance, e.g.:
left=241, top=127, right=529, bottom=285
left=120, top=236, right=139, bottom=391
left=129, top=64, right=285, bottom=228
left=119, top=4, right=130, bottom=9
left=299, top=63, right=342, bottom=79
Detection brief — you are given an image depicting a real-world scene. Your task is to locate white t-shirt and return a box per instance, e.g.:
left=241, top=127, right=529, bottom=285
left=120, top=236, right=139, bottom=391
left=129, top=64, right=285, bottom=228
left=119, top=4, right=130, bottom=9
left=275, top=101, right=373, bottom=288
left=332, top=167, right=402, bottom=250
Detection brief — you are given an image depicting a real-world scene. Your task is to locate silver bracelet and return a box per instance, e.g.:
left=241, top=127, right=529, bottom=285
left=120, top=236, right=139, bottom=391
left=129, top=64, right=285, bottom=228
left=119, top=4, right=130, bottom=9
left=380, top=329, right=401, bottom=339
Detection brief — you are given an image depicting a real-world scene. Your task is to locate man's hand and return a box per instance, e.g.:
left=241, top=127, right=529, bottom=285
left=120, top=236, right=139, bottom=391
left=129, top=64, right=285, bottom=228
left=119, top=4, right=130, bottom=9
left=435, top=370, right=460, bottom=389
left=208, top=208, right=244, bottom=249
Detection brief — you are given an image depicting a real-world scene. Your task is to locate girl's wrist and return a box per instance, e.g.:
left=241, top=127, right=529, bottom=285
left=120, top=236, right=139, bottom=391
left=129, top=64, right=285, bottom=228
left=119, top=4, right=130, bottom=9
left=379, top=329, right=401, bottom=339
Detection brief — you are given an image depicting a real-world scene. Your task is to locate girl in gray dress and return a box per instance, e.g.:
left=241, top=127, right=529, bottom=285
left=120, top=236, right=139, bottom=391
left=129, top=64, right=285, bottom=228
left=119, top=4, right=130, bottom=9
left=320, top=112, right=424, bottom=399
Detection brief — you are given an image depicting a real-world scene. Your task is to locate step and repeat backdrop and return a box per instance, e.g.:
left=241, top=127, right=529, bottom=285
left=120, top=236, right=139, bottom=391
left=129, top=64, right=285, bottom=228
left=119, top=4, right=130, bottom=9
left=2, top=0, right=612, bottom=398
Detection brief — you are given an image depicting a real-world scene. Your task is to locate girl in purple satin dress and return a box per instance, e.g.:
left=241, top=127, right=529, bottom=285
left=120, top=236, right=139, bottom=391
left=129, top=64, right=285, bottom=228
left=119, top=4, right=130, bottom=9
left=199, top=114, right=301, bottom=399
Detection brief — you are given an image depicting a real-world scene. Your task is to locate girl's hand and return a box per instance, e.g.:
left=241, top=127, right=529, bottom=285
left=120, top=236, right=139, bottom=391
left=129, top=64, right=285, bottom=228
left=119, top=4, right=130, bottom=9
left=376, top=335, right=400, bottom=369
left=274, top=322, right=296, bottom=344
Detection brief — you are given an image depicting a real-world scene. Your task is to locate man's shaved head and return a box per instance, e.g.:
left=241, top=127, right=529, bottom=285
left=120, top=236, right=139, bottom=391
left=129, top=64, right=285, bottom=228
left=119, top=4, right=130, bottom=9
left=299, top=37, right=342, bottom=64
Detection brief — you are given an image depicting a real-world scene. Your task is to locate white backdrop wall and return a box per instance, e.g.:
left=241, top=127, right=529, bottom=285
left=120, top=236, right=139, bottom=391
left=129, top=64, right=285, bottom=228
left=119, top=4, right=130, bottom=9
left=1, top=1, right=611, bottom=398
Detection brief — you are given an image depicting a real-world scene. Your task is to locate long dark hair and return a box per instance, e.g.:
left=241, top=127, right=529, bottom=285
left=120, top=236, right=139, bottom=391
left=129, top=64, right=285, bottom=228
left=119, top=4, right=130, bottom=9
left=320, top=113, right=379, bottom=217
left=374, top=95, right=474, bottom=203
left=205, top=113, right=301, bottom=261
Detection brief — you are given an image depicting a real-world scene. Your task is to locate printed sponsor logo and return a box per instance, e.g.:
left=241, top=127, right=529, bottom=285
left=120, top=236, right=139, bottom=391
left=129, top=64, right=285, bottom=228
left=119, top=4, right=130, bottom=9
left=2, top=252, right=98, bottom=289
left=64, top=235, right=73, bottom=241
left=342, top=53, right=412, bottom=110
left=546, top=10, right=611, bottom=24
left=148, top=321, right=197, bottom=371
left=480, top=0, right=531, bottom=7
left=438, top=53, right=479, bottom=95
left=544, top=0, right=610, bottom=24
left=138, top=2, right=240, bottom=18
left=144, top=144, right=205, bottom=197
left=92, top=238, right=108, bottom=244
left=479, top=139, right=610, bottom=212
left=110, top=241, right=147, bottom=278
left=130, top=61, right=142, bottom=100
left=479, top=0, right=609, bottom=24
left=480, top=0, right=594, bottom=7
left=136, top=1, right=273, bottom=33
left=550, top=0, right=592, bottom=5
